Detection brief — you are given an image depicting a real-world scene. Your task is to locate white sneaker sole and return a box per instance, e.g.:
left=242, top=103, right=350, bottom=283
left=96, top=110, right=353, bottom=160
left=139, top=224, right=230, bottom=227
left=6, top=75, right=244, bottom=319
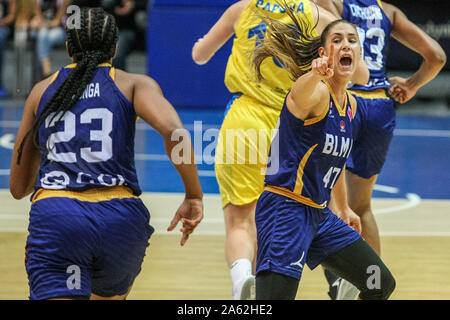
left=240, top=276, right=256, bottom=300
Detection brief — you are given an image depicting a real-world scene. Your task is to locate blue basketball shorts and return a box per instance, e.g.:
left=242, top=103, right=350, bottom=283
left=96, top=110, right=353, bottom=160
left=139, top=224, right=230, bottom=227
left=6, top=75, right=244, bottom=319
left=25, top=196, right=154, bottom=300
left=255, top=191, right=361, bottom=280
left=347, top=91, right=396, bottom=178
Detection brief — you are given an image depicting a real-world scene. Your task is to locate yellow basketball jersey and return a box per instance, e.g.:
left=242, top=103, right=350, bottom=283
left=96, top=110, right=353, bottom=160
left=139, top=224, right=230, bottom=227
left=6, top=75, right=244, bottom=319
left=224, top=0, right=318, bottom=110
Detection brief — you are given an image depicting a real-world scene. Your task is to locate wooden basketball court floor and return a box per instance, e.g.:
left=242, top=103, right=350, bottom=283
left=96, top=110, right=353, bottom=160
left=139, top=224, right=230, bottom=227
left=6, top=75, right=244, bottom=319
left=1, top=191, right=449, bottom=300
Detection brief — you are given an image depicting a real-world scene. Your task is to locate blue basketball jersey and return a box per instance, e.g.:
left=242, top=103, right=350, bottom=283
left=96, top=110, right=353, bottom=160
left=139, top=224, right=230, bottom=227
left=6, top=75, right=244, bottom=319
left=342, top=0, right=393, bottom=91
left=34, top=63, right=142, bottom=195
left=264, top=81, right=357, bottom=208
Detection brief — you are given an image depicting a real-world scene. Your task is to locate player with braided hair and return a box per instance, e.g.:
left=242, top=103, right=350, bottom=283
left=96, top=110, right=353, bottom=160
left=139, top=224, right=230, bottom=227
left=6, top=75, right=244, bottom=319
left=10, top=7, right=204, bottom=300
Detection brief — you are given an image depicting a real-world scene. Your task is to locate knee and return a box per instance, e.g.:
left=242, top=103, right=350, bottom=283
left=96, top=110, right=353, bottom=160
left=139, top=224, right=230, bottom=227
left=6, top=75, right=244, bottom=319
left=360, top=270, right=396, bottom=300
left=383, top=272, right=396, bottom=298
left=224, top=202, right=256, bottom=227
left=256, top=271, right=298, bottom=300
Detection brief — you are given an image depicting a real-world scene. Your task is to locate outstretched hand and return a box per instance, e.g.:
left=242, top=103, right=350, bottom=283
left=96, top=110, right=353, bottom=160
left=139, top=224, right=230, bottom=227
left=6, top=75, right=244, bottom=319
left=312, top=44, right=335, bottom=80
left=167, top=197, right=204, bottom=246
left=388, top=76, right=418, bottom=104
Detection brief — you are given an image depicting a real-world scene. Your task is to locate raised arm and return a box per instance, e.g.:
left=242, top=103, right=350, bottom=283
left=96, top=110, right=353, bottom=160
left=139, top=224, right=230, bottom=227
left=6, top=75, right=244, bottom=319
left=287, top=44, right=334, bottom=120
left=192, top=0, right=250, bottom=65
left=315, top=0, right=343, bottom=19
left=0, top=0, right=17, bottom=25
left=383, top=2, right=446, bottom=103
left=133, top=75, right=204, bottom=246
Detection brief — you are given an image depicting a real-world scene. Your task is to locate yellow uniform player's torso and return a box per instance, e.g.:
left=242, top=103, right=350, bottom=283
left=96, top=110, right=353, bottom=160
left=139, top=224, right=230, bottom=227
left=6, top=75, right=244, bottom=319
left=224, top=0, right=318, bottom=110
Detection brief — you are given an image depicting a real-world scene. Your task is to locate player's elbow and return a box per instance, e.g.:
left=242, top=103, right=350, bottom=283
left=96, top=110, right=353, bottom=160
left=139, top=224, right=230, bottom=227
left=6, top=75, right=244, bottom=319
left=435, top=48, right=447, bottom=67
left=9, top=172, right=34, bottom=200
left=162, top=124, right=193, bottom=163
left=9, top=184, right=28, bottom=200
left=428, top=46, right=447, bottom=68
left=10, top=191, right=26, bottom=200
left=161, top=122, right=186, bottom=142
left=192, top=41, right=211, bottom=65
left=192, top=50, right=209, bottom=65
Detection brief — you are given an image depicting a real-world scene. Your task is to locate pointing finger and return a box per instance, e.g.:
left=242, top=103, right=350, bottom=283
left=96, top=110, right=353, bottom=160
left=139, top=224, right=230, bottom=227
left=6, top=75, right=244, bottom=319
left=327, top=44, right=335, bottom=68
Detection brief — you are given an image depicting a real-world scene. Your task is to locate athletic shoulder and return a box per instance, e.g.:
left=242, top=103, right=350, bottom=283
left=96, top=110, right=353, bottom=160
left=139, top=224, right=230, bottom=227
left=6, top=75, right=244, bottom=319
left=379, top=1, right=398, bottom=25
left=114, top=69, right=164, bottom=100
left=131, top=73, right=164, bottom=96
left=34, top=75, right=54, bottom=92
left=226, top=0, right=252, bottom=29
left=138, top=74, right=163, bottom=95
left=235, top=0, right=252, bottom=12
left=28, top=74, right=56, bottom=114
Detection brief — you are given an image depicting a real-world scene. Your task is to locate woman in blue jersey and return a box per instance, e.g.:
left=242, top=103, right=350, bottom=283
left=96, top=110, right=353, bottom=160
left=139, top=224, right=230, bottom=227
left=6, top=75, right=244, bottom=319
left=191, top=0, right=369, bottom=300
left=251, top=8, right=395, bottom=299
left=316, top=0, right=446, bottom=300
left=9, top=7, right=204, bottom=300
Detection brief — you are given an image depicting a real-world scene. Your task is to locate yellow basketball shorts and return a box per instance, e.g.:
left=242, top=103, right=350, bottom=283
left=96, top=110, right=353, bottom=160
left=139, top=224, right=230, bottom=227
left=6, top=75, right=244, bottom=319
left=215, top=94, right=281, bottom=208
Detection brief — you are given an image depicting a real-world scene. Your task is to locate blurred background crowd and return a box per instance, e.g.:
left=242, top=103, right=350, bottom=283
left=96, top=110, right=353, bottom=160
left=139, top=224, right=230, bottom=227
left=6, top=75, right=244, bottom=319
left=0, top=0, right=448, bottom=114
left=0, top=0, right=151, bottom=98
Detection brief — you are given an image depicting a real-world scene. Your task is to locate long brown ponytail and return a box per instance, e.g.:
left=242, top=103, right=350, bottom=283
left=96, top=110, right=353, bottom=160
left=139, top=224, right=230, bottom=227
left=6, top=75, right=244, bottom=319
left=253, top=1, right=355, bottom=81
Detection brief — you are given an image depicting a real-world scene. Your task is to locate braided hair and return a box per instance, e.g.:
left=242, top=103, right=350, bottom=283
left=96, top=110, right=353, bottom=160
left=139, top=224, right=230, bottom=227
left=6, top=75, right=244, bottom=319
left=17, top=7, right=119, bottom=164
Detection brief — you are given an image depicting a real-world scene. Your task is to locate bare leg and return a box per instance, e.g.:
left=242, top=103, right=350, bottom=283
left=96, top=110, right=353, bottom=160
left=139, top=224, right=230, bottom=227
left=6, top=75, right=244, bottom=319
left=223, top=201, right=257, bottom=269
left=223, top=201, right=257, bottom=299
left=345, top=171, right=381, bottom=255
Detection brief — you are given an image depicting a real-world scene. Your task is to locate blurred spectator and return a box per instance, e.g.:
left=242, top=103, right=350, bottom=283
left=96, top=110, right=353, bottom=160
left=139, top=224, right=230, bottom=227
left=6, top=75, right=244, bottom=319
left=14, top=0, right=36, bottom=27
left=32, top=0, right=71, bottom=79
left=102, top=0, right=151, bottom=71
left=0, top=0, right=15, bottom=98
left=13, top=0, right=37, bottom=45
left=13, top=0, right=39, bottom=96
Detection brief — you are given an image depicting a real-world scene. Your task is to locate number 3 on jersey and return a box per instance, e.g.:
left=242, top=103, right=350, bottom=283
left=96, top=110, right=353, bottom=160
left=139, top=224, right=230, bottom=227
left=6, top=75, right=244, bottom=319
left=45, top=108, right=113, bottom=163
left=356, top=26, right=385, bottom=71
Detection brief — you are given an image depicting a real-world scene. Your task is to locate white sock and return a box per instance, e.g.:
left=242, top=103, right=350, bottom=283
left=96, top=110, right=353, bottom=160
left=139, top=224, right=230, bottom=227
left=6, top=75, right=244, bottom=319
left=230, top=258, right=252, bottom=286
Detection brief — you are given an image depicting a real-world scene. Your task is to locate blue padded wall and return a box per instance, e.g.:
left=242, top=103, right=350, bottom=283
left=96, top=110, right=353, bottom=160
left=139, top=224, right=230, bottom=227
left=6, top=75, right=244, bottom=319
left=147, top=2, right=235, bottom=109
left=146, top=0, right=450, bottom=109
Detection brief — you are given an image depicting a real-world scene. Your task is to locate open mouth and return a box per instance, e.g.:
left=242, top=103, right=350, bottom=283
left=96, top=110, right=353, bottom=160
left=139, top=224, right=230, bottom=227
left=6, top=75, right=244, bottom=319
left=339, top=56, right=352, bottom=67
